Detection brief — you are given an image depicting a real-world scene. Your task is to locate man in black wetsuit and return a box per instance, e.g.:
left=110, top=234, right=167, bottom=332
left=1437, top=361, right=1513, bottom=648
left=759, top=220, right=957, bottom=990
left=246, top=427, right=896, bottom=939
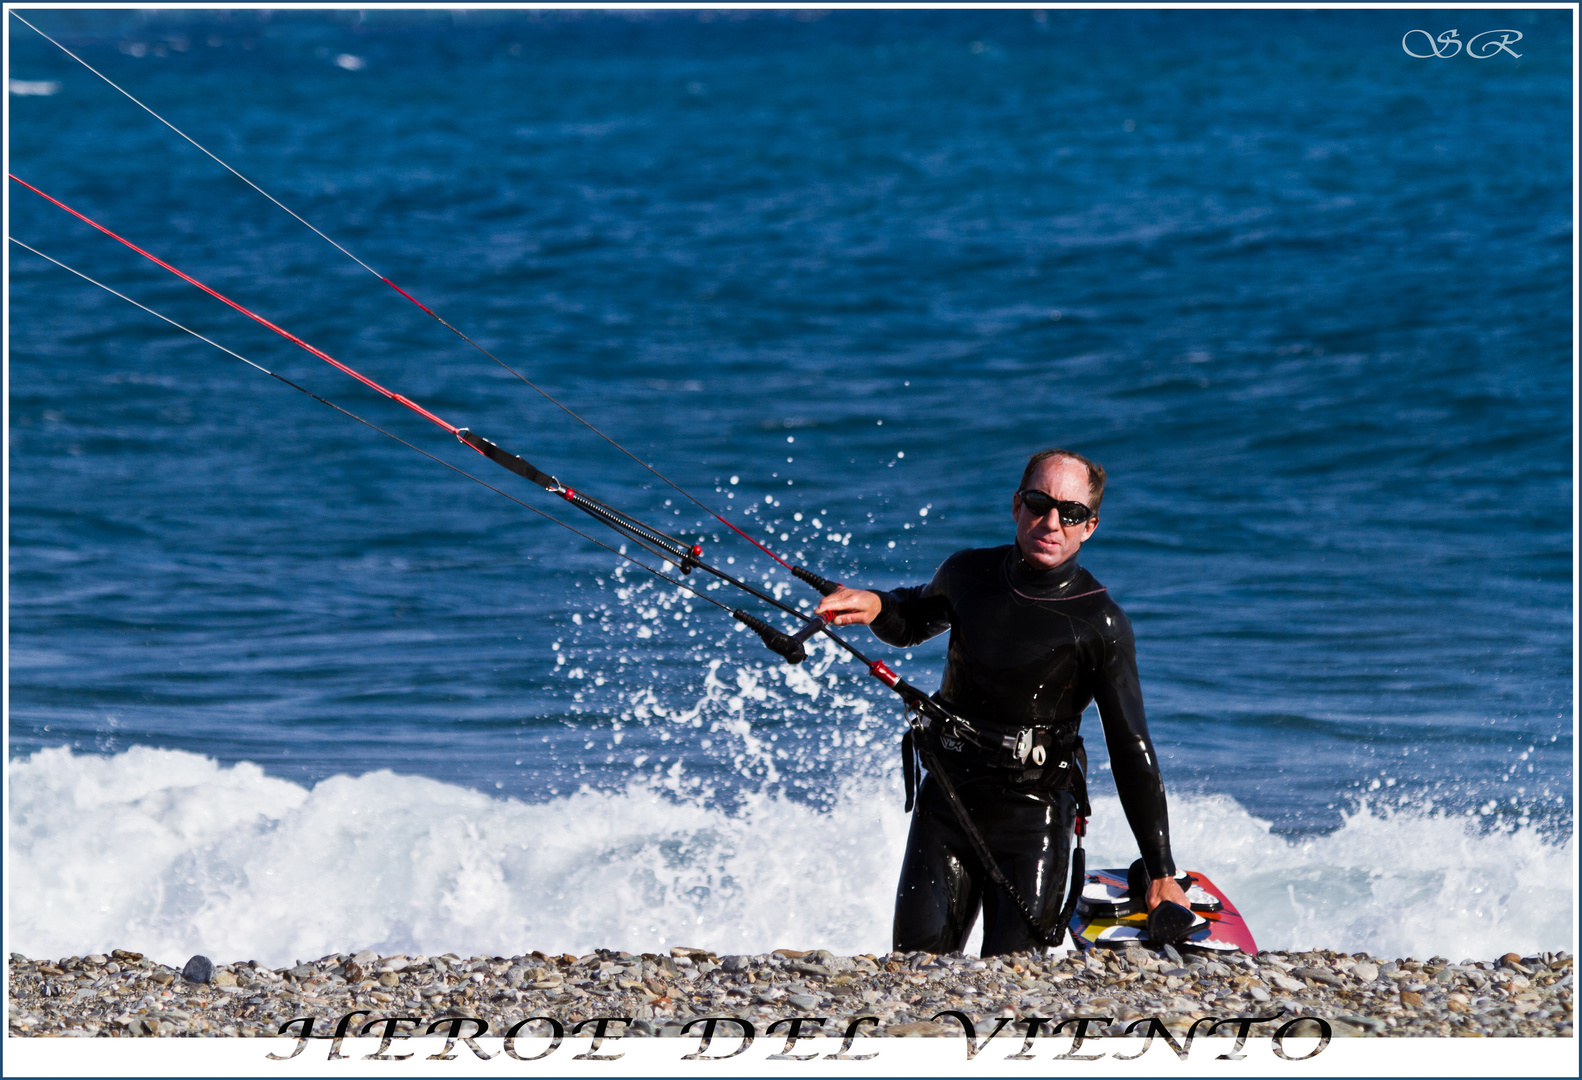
left=814, top=449, right=1186, bottom=956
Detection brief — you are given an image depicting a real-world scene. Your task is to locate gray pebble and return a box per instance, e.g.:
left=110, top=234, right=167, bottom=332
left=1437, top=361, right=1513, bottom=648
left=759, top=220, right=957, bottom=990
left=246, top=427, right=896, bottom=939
left=180, top=956, right=215, bottom=985
left=787, top=994, right=819, bottom=1010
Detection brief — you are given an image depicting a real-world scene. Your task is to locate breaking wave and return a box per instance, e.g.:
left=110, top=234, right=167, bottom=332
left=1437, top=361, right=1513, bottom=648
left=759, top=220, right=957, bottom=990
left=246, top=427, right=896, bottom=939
left=9, top=745, right=1571, bottom=968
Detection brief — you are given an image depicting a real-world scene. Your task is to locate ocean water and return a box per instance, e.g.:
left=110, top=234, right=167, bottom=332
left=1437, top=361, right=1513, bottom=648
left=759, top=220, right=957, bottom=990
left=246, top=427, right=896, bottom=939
left=6, top=9, right=1574, bottom=966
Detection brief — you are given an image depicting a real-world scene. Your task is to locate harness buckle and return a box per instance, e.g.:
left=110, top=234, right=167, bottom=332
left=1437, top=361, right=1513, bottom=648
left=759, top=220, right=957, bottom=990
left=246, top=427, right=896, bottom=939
left=1011, top=728, right=1034, bottom=763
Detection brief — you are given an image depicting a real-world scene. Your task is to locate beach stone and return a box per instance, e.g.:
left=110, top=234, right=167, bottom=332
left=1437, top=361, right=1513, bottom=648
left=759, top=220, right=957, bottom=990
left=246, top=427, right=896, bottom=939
left=7, top=947, right=1575, bottom=1041
left=211, top=970, right=237, bottom=987
left=181, top=956, right=215, bottom=984
left=1340, top=1013, right=1386, bottom=1033
left=720, top=955, right=750, bottom=973
left=1352, top=962, right=1379, bottom=983
left=351, top=950, right=378, bottom=967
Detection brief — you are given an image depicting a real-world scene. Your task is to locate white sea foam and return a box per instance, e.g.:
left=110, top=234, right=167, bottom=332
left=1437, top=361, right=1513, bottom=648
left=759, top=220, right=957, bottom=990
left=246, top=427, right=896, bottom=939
left=6, top=745, right=1572, bottom=968
left=8, top=79, right=61, bottom=96
left=1081, top=791, right=1574, bottom=961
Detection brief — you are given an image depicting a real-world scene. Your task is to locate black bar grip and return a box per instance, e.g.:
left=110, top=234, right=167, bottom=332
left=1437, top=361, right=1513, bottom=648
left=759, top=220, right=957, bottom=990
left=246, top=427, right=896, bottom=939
left=732, top=610, right=807, bottom=665
left=792, top=565, right=842, bottom=596
left=787, top=613, right=832, bottom=648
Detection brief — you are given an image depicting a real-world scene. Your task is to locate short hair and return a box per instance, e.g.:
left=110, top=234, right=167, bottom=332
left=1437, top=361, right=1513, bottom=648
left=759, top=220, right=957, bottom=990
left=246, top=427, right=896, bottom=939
left=1018, top=449, right=1106, bottom=512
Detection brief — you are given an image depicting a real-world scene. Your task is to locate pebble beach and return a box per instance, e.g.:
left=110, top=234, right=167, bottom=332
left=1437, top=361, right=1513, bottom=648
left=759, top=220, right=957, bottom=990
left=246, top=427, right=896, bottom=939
left=8, top=946, right=1571, bottom=1041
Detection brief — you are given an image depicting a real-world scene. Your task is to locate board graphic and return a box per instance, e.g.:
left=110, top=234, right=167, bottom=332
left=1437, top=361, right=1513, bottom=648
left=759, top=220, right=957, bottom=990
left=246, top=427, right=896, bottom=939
left=1070, top=867, right=1258, bottom=954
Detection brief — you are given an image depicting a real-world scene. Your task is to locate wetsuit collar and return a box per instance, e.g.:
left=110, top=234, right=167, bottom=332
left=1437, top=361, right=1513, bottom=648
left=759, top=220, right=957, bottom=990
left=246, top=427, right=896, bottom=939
left=1007, top=544, right=1085, bottom=597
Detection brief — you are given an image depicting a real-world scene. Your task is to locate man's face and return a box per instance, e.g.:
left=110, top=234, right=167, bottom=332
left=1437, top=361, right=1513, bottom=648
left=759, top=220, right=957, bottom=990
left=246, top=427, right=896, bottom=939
left=1012, top=456, right=1099, bottom=570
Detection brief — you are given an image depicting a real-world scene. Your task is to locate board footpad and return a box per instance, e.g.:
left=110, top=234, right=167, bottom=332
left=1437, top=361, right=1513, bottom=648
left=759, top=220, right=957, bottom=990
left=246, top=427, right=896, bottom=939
left=1074, top=873, right=1222, bottom=918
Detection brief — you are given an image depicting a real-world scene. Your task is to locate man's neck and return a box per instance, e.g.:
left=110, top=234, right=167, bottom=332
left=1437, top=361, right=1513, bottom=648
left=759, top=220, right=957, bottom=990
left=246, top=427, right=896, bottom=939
left=1008, top=543, right=1082, bottom=592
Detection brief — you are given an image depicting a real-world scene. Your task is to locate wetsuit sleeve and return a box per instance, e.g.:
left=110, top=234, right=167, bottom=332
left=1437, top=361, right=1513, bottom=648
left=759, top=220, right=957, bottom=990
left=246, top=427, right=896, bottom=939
left=1091, top=608, right=1177, bottom=880
left=867, top=558, right=955, bottom=648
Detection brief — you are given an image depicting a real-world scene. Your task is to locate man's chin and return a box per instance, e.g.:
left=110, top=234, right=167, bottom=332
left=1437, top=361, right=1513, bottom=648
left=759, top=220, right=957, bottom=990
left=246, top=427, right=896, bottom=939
left=1023, top=545, right=1067, bottom=568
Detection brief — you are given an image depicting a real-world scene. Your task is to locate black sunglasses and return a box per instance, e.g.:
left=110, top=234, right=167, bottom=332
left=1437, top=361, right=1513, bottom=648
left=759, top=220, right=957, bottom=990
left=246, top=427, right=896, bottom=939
left=1017, top=489, right=1095, bottom=526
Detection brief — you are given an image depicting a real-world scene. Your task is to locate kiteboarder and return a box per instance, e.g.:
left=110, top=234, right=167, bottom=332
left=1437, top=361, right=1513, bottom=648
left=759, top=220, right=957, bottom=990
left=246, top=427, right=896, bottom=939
left=14, top=150, right=1194, bottom=955
left=11, top=12, right=1196, bottom=956
left=815, top=449, right=1188, bottom=956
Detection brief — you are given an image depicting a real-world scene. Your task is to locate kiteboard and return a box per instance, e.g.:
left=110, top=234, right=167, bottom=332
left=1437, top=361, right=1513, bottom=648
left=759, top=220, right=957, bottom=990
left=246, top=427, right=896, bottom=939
left=1069, top=867, right=1257, bottom=954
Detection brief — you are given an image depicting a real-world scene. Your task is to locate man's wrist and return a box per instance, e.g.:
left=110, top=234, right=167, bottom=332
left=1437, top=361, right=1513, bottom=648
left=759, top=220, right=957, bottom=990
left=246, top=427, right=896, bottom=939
left=869, top=590, right=899, bottom=634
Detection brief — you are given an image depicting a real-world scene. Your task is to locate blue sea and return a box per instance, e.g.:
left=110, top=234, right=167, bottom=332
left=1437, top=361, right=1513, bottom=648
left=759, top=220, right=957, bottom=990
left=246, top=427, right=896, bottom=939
left=7, top=8, right=1573, bottom=967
